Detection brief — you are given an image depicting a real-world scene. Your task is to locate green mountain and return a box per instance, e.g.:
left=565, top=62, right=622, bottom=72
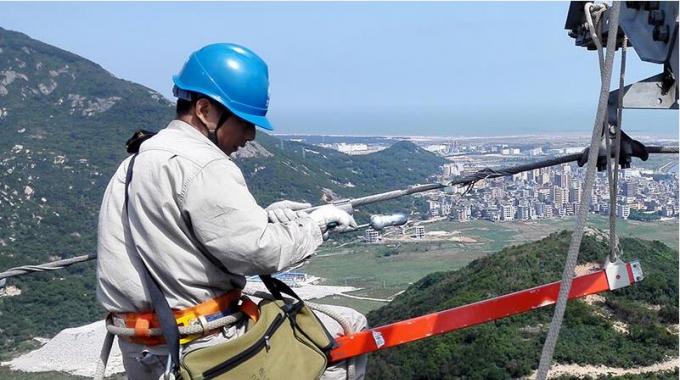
left=0, top=27, right=445, bottom=355
left=366, top=231, right=679, bottom=379
left=236, top=136, right=446, bottom=215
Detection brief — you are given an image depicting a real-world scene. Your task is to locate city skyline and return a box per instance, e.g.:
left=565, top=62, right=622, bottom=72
left=296, top=136, right=678, bottom=229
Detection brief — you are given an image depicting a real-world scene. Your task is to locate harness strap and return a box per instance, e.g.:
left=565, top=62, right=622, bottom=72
left=125, top=153, right=181, bottom=372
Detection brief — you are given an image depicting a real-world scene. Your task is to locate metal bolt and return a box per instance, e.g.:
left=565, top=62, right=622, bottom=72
left=653, top=25, right=669, bottom=43
left=648, top=10, right=665, bottom=26
left=657, top=98, right=663, bottom=104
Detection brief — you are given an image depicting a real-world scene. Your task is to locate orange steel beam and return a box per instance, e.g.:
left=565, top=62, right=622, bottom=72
left=329, top=262, right=639, bottom=362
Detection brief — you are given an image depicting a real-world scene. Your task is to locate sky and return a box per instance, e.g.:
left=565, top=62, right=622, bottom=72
left=0, top=1, right=677, bottom=138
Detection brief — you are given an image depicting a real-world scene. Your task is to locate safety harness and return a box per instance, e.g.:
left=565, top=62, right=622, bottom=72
left=111, top=291, right=258, bottom=346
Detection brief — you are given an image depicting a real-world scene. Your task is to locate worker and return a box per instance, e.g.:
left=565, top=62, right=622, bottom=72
left=96, top=43, right=367, bottom=379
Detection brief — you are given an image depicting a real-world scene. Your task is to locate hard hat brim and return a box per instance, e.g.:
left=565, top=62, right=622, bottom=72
left=231, top=108, right=274, bottom=131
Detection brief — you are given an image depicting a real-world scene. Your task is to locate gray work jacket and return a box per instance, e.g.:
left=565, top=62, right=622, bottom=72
left=96, top=120, right=322, bottom=312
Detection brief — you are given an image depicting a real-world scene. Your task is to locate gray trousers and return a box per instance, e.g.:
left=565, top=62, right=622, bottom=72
left=119, top=304, right=368, bottom=380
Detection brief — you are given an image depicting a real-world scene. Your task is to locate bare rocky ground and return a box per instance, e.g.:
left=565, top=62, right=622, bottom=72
left=524, top=358, right=679, bottom=379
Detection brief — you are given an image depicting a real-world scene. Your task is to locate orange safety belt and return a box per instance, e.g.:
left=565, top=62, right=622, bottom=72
left=329, top=261, right=641, bottom=363
left=114, top=291, right=259, bottom=346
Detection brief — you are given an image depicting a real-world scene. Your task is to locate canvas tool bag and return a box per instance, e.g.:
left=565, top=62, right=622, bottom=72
left=124, top=132, right=335, bottom=379
left=179, top=275, right=335, bottom=380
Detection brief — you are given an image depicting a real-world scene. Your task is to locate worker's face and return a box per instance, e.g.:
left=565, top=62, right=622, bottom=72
left=217, top=114, right=256, bottom=156
left=194, top=98, right=256, bottom=155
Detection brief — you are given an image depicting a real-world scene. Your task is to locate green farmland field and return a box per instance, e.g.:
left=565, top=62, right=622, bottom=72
left=306, top=216, right=678, bottom=313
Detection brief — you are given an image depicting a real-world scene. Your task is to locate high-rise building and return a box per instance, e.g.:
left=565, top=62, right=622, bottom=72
left=569, top=184, right=581, bottom=204
left=534, top=202, right=545, bottom=217
left=622, top=181, right=638, bottom=198
left=552, top=186, right=568, bottom=205
left=537, top=173, right=551, bottom=185
left=516, top=205, right=529, bottom=220
left=453, top=208, right=469, bottom=222
left=544, top=206, right=553, bottom=218
left=616, top=204, right=631, bottom=219
left=414, top=225, right=425, bottom=239
left=554, top=173, right=570, bottom=189
left=501, top=204, right=514, bottom=221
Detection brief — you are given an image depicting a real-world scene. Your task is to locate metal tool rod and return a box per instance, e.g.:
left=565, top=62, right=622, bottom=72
left=348, top=153, right=584, bottom=209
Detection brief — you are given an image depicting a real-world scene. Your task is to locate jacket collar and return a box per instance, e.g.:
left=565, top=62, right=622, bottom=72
left=166, top=119, right=231, bottom=159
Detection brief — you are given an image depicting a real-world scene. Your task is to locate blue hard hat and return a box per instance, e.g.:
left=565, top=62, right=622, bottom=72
left=173, top=43, right=273, bottom=131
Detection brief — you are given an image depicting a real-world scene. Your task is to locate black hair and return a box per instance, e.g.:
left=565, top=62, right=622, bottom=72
left=176, top=98, right=193, bottom=117
left=175, top=92, right=232, bottom=121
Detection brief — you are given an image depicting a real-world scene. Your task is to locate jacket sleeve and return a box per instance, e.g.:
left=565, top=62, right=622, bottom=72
left=180, top=159, right=323, bottom=276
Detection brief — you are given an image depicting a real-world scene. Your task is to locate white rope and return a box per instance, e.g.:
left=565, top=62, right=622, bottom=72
left=104, top=312, right=245, bottom=337
left=607, top=36, right=628, bottom=263
left=306, top=301, right=358, bottom=380
left=535, top=2, right=622, bottom=379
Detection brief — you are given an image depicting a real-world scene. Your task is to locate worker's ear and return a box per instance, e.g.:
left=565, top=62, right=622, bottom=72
left=194, top=98, right=213, bottom=127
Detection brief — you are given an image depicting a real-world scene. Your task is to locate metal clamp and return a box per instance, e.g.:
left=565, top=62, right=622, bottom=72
left=604, top=259, right=644, bottom=290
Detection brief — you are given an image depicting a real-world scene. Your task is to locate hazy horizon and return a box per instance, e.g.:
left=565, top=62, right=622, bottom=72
left=267, top=107, right=679, bottom=139
left=1, top=2, right=678, bottom=138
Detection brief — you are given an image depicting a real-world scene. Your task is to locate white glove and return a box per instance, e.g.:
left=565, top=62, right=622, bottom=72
left=265, top=200, right=311, bottom=223
left=308, top=205, right=358, bottom=236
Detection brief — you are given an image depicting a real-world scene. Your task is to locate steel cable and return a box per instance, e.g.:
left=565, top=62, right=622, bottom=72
left=536, top=3, right=622, bottom=379
left=607, top=36, right=628, bottom=263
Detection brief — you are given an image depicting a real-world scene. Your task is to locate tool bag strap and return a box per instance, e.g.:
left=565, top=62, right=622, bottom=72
left=258, top=274, right=303, bottom=302
left=125, top=151, right=181, bottom=375
left=259, top=274, right=311, bottom=321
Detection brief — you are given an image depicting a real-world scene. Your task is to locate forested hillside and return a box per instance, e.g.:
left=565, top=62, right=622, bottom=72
left=366, top=231, right=679, bottom=379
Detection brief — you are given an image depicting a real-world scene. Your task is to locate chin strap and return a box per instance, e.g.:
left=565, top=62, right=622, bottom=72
left=204, top=110, right=231, bottom=147
left=207, top=129, right=219, bottom=146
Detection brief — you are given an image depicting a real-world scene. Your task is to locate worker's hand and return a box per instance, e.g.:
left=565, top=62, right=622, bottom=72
left=308, top=205, right=358, bottom=238
left=265, top=200, right=311, bottom=223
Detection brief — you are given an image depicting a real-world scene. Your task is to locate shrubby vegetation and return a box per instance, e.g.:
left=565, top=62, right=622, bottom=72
left=366, top=232, right=678, bottom=379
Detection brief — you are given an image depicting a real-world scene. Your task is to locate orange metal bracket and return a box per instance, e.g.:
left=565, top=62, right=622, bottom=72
left=329, top=261, right=641, bottom=363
